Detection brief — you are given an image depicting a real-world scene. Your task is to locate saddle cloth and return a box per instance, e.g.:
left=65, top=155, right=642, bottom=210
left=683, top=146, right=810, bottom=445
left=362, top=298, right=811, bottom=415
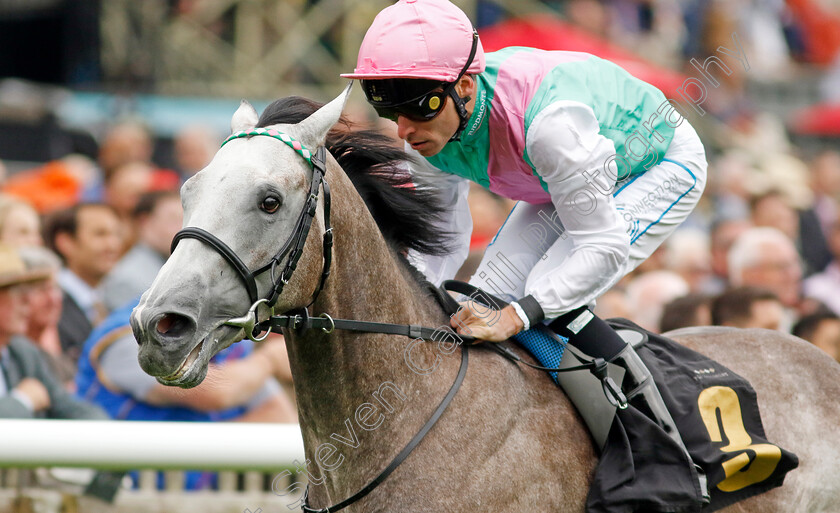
left=512, top=318, right=799, bottom=513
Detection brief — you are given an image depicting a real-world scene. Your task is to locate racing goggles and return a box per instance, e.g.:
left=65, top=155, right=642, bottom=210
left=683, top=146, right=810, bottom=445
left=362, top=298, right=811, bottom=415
left=361, top=30, right=479, bottom=123
left=361, top=79, right=451, bottom=122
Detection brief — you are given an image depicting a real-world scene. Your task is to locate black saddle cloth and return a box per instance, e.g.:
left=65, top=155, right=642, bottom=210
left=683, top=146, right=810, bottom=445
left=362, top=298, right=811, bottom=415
left=586, top=319, right=799, bottom=513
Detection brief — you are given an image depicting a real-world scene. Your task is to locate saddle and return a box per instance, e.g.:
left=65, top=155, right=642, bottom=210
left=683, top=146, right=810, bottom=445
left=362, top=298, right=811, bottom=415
left=521, top=319, right=799, bottom=513
left=430, top=283, right=798, bottom=513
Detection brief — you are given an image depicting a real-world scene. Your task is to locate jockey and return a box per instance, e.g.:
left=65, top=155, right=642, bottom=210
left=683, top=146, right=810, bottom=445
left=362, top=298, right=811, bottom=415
left=342, top=0, right=707, bottom=472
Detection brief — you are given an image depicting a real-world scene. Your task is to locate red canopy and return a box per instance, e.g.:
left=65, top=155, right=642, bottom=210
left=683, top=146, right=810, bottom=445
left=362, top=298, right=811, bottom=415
left=790, top=102, right=840, bottom=136
left=478, top=16, right=688, bottom=97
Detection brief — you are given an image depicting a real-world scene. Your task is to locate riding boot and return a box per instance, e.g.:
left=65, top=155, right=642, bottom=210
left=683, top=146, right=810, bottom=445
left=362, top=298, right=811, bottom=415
left=548, top=307, right=709, bottom=500
left=610, top=343, right=684, bottom=445
left=610, top=343, right=710, bottom=500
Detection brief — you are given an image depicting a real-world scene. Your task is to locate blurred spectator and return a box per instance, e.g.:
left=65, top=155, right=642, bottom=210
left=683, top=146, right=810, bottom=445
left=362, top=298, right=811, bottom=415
left=18, top=246, right=75, bottom=390
left=104, top=161, right=155, bottom=223
left=0, top=195, right=42, bottom=247
left=749, top=190, right=798, bottom=241
left=799, top=211, right=834, bottom=277
left=660, top=293, right=713, bottom=333
left=707, top=217, right=751, bottom=294
left=708, top=151, right=753, bottom=221
left=804, top=212, right=840, bottom=315
left=97, top=121, right=155, bottom=178
left=625, top=270, right=690, bottom=332
left=664, top=228, right=712, bottom=293
left=727, top=227, right=803, bottom=325
left=792, top=309, right=840, bottom=362
left=711, top=286, right=785, bottom=330
left=0, top=244, right=106, bottom=419
left=104, top=161, right=179, bottom=251
left=44, top=203, right=123, bottom=363
left=76, top=297, right=296, bottom=489
left=566, top=0, right=609, bottom=38
left=173, top=124, right=219, bottom=180
left=809, top=150, right=840, bottom=238
left=0, top=159, right=6, bottom=185
left=736, top=0, right=794, bottom=78
left=89, top=122, right=179, bottom=207
left=607, top=0, right=687, bottom=68
left=749, top=188, right=831, bottom=276
left=101, top=191, right=183, bottom=312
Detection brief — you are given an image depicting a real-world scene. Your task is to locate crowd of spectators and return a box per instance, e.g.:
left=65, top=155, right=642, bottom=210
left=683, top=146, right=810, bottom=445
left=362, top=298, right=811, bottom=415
left=0, top=121, right=296, bottom=491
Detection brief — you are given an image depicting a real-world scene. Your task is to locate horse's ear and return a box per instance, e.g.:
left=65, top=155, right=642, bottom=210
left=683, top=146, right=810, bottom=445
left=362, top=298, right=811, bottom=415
left=231, top=100, right=259, bottom=133
left=295, top=82, right=353, bottom=147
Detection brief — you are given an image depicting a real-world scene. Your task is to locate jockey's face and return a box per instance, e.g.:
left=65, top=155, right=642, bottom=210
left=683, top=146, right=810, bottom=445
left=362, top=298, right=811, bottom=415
left=395, top=76, right=475, bottom=157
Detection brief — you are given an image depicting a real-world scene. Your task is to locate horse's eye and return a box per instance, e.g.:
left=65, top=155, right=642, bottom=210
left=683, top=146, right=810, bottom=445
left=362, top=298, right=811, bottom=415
left=260, top=196, right=281, bottom=214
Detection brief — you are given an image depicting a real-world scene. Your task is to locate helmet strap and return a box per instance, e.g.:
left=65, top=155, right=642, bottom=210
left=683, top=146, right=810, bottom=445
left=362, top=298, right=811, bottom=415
left=446, top=30, right=479, bottom=143
left=448, top=89, right=471, bottom=142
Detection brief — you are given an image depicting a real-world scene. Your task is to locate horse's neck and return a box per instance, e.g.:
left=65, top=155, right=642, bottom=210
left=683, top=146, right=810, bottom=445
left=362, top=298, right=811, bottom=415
left=285, top=178, right=459, bottom=503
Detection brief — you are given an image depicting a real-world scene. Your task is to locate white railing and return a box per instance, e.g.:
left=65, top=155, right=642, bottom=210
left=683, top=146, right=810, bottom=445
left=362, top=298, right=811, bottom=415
left=0, top=420, right=308, bottom=513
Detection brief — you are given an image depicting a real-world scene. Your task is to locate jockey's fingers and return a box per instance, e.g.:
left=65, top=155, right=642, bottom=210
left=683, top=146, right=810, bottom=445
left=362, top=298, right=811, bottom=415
left=452, top=306, right=478, bottom=324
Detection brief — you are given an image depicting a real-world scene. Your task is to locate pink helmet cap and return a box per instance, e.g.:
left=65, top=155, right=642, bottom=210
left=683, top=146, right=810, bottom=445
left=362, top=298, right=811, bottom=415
left=341, top=0, right=485, bottom=81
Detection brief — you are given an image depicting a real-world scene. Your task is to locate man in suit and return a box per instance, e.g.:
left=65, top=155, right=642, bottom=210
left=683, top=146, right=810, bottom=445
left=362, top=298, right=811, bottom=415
left=43, top=203, right=122, bottom=363
left=0, top=244, right=106, bottom=419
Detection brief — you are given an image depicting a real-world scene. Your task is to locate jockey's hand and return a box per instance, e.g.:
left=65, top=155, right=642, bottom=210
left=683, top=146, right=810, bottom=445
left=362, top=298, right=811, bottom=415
left=450, top=302, right=524, bottom=342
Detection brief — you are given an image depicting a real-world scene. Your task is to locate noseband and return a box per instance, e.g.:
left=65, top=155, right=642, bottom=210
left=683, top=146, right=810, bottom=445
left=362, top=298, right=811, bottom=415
left=170, top=129, right=333, bottom=340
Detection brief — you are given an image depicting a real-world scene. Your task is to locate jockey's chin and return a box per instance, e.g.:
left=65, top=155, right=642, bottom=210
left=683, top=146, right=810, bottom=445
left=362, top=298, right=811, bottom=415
left=396, top=107, right=463, bottom=157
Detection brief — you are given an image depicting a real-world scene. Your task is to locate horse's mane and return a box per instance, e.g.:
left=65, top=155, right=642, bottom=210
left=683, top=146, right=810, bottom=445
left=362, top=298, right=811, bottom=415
left=257, top=96, right=453, bottom=257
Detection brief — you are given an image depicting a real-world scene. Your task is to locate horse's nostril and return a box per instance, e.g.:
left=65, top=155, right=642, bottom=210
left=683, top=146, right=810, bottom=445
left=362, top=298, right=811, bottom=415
left=155, top=313, right=192, bottom=338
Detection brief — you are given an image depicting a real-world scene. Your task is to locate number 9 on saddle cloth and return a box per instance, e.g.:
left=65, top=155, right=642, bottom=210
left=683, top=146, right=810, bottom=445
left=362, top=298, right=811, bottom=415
left=450, top=283, right=798, bottom=513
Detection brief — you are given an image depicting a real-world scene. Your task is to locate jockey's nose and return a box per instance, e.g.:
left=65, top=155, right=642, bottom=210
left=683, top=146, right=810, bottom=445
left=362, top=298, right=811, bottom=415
left=395, top=115, right=416, bottom=141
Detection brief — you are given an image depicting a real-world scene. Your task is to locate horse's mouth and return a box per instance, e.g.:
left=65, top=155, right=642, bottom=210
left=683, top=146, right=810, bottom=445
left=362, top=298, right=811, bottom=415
left=158, top=339, right=206, bottom=387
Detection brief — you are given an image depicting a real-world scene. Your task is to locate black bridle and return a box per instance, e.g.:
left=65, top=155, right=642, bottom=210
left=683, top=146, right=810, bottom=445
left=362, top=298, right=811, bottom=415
left=170, top=129, right=333, bottom=340
left=167, top=128, right=622, bottom=513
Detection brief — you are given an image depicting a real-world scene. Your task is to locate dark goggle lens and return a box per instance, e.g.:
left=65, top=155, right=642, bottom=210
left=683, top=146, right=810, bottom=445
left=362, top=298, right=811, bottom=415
left=372, top=91, right=447, bottom=122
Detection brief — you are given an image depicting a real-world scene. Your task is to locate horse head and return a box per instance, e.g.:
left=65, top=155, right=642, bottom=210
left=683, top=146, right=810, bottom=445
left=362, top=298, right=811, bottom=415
left=130, top=86, right=350, bottom=388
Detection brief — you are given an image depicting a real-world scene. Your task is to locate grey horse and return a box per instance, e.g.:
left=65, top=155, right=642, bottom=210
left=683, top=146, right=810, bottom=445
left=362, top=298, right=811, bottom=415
left=131, top=87, right=840, bottom=512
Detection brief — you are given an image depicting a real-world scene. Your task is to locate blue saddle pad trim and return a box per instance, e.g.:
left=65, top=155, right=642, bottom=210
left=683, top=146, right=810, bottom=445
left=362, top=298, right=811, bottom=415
left=512, top=328, right=569, bottom=384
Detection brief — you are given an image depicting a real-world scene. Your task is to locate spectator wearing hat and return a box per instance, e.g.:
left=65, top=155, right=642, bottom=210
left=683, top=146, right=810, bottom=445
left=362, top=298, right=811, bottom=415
left=0, top=244, right=106, bottom=419
left=18, top=246, right=76, bottom=390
